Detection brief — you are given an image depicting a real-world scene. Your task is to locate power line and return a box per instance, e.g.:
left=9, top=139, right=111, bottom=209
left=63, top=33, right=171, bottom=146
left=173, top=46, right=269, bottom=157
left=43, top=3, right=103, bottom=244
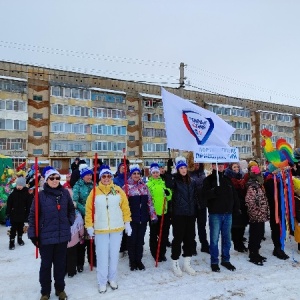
left=186, top=65, right=300, bottom=101
left=0, top=40, right=178, bottom=69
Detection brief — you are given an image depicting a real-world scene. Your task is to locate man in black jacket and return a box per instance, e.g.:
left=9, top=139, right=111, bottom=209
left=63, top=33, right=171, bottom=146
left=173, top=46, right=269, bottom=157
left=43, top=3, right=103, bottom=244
left=203, top=162, right=239, bottom=272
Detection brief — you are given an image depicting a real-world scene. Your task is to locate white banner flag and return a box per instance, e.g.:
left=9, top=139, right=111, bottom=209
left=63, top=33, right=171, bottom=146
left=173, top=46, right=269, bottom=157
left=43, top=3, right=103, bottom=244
left=161, top=88, right=235, bottom=151
left=194, top=146, right=239, bottom=163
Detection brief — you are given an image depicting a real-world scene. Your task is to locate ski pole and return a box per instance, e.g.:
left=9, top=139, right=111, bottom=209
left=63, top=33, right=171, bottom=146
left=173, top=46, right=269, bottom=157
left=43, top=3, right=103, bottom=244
left=155, top=195, right=167, bottom=267
left=90, top=152, right=97, bottom=271
left=34, top=157, right=39, bottom=258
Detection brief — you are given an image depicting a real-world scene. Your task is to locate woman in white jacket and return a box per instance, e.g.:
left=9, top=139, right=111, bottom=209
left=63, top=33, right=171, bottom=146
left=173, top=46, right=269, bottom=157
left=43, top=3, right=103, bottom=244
left=85, top=165, right=131, bottom=294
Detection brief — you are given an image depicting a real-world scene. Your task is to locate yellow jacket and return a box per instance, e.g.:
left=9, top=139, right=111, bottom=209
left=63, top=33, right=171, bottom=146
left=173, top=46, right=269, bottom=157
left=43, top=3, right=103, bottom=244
left=85, top=182, right=131, bottom=234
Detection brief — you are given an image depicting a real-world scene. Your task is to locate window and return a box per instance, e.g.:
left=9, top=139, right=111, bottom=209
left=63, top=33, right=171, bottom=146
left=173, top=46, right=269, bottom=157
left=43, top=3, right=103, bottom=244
left=52, top=160, right=62, bottom=170
left=128, top=105, right=134, bottom=111
left=128, top=136, right=135, bottom=141
left=64, top=88, right=71, bottom=98
left=128, top=151, right=135, bottom=156
left=33, top=131, right=42, bottom=137
left=33, top=149, right=43, bottom=155
left=33, top=113, right=43, bottom=119
left=51, top=86, right=63, bottom=97
left=33, top=95, right=43, bottom=101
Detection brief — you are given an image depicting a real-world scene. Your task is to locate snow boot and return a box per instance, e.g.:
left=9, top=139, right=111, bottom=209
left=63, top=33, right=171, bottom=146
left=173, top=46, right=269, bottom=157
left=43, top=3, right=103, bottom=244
left=273, top=247, right=289, bottom=260
left=172, top=259, right=183, bottom=277
left=9, top=238, right=15, bottom=250
left=108, top=281, right=118, bottom=290
left=211, top=264, right=220, bottom=272
left=136, top=261, right=145, bottom=270
left=183, top=257, right=196, bottom=275
left=221, top=261, right=236, bottom=271
left=129, top=261, right=137, bottom=271
left=17, top=236, right=25, bottom=246
left=249, top=251, right=263, bottom=266
left=98, top=285, right=107, bottom=294
left=55, top=290, right=67, bottom=299
left=40, top=295, right=50, bottom=300
left=201, top=243, right=210, bottom=254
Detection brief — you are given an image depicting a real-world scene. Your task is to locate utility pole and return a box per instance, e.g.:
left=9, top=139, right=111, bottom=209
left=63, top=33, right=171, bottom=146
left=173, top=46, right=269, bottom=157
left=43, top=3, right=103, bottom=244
left=179, top=62, right=186, bottom=98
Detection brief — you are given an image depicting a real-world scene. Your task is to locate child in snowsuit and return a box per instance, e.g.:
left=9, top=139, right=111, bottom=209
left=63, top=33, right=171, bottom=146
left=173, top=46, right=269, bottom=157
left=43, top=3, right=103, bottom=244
left=66, top=210, right=84, bottom=277
left=6, top=177, right=32, bottom=250
left=245, top=166, right=270, bottom=265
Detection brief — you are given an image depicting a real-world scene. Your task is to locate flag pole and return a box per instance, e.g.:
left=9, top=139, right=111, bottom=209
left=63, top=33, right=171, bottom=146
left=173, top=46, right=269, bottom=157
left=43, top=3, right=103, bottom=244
left=34, top=157, right=39, bottom=258
left=216, top=161, right=220, bottom=186
left=90, top=152, right=97, bottom=271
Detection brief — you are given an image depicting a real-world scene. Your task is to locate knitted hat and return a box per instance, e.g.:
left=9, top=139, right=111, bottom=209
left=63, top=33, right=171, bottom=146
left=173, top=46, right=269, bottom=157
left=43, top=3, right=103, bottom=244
left=150, top=163, right=160, bottom=174
left=16, top=177, right=26, bottom=187
left=79, top=163, right=88, bottom=172
left=248, top=160, right=258, bottom=169
left=175, top=156, right=187, bottom=170
left=42, top=166, right=54, bottom=177
left=99, top=165, right=113, bottom=178
left=80, top=166, right=93, bottom=178
left=130, top=164, right=141, bottom=176
left=44, top=168, right=60, bottom=181
left=158, top=162, right=165, bottom=168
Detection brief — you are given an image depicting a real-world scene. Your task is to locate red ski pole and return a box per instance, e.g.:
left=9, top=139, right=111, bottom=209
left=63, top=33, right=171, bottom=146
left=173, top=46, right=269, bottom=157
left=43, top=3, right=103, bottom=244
left=123, top=148, right=128, bottom=196
left=155, top=195, right=167, bottom=267
left=90, top=153, right=97, bottom=271
left=34, top=157, right=39, bottom=258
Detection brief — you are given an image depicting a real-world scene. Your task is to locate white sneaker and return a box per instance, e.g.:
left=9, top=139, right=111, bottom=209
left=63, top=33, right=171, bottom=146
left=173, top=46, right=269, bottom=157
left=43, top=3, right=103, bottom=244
left=183, top=257, right=196, bottom=275
left=98, top=285, right=107, bottom=294
left=172, top=259, right=183, bottom=277
left=108, top=281, right=118, bottom=290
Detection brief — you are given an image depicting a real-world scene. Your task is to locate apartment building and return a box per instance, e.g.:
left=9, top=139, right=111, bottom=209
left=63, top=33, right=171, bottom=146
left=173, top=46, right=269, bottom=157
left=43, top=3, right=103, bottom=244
left=0, top=75, right=28, bottom=168
left=1, top=61, right=300, bottom=173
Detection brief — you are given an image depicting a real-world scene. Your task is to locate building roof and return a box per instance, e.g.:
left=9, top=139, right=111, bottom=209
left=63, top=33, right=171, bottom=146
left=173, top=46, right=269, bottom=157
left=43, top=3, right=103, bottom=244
left=89, top=87, right=126, bottom=95
left=0, top=75, right=27, bottom=82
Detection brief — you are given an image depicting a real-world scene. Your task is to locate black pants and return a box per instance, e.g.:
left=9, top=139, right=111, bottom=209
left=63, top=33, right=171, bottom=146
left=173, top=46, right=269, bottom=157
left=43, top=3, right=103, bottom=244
left=120, top=231, right=128, bottom=252
left=39, top=242, right=68, bottom=295
left=248, top=222, right=265, bottom=252
left=66, top=243, right=79, bottom=275
left=127, top=221, right=147, bottom=263
left=172, top=215, right=196, bottom=260
left=149, top=215, right=169, bottom=260
left=195, top=208, right=209, bottom=246
left=10, top=221, right=24, bottom=239
left=269, top=217, right=282, bottom=248
left=232, top=227, right=245, bottom=247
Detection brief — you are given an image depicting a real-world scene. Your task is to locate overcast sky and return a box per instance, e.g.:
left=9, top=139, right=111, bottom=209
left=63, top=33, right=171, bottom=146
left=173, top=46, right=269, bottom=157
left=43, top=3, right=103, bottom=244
left=1, top=0, right=300, bottom=107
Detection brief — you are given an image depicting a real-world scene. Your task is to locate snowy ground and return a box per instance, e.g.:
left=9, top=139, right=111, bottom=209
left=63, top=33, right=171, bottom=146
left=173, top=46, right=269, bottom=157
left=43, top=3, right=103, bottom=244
left=0, top=223, right=299, bottom=300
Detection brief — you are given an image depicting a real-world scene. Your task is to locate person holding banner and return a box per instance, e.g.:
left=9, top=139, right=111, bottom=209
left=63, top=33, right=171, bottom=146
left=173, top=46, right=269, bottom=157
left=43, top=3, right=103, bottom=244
left=170, top=157, right=198, bottom=277
left=28, top=168, right=75, bottom=300
left=85, top=165, right=131, bottom=294
left=203, top=162, right=239, bottom=272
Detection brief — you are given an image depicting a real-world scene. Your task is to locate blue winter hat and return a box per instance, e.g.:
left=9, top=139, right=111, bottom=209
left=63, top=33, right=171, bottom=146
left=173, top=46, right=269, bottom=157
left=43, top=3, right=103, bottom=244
left=80, top=166, right=93, bottom=178
left=42, top=166, right=54, bottom=177
left=130, top=164, right=141, bottom=176
left=99, top=165, right=113, bottom=178
left=175, top=156, right=187, bottom=170
left=150, top=163, right=160, bottom=174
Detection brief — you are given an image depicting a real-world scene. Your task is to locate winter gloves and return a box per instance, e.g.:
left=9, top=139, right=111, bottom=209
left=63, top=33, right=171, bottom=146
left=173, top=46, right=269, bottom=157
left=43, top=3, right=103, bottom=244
left=124, top=222, right=132, bottom=236
left=87, top=227, right=95, bottom=237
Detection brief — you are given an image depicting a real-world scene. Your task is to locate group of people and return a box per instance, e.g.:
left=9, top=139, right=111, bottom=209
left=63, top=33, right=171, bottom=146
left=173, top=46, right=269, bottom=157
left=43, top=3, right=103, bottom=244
left=5, top=156, right=300, bottom=300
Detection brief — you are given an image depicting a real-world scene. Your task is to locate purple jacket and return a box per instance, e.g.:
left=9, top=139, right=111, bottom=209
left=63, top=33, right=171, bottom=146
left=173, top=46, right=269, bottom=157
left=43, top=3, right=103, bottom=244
left=28, top=184, right=75, bottom=245
left=123, top=178, right=157, bottom=223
